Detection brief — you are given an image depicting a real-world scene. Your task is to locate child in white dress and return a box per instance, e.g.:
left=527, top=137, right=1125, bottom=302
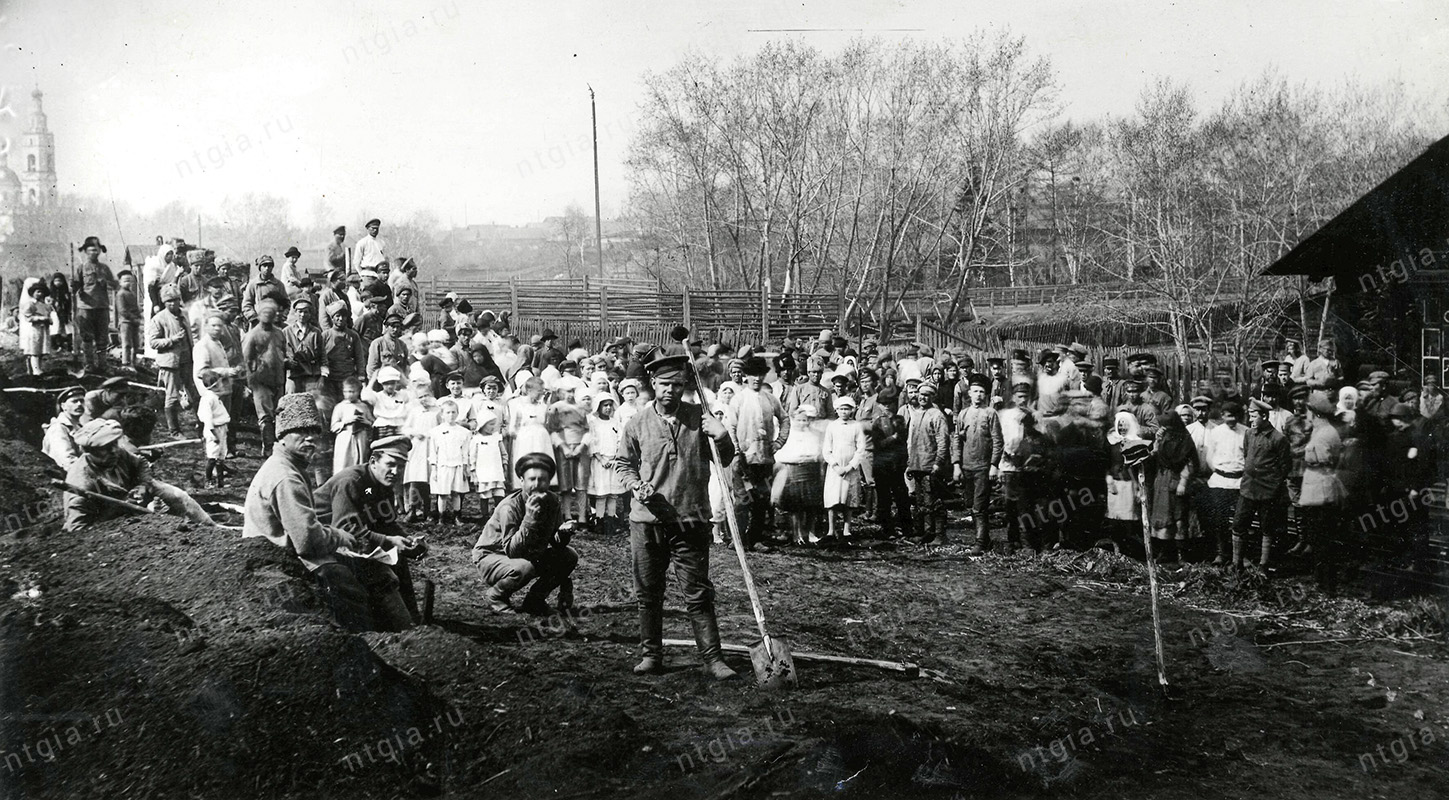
left=366, top=365, right=412, bottom=438
left=19, top=280, right=53, bottom=375
left=547, top=384, right=590, bottom=522
left=507, top=376, right=553, bottom=483
left=428, top=398, right=473, bottom=526
left=586, top=394, right=625, bottom=532
left=821, top=395, right=868, bottom=541
left=401, top=382, right=437, bottom=522
left=469, top=376, right=508, bottom=520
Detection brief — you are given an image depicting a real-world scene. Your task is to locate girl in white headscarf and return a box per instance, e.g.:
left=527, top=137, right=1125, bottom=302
left=1105, top=411, right=1144, bottom=530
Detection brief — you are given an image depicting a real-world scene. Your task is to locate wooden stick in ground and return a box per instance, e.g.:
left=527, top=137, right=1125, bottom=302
left=661, top=639, right=920, bottom=676
left=1135, top=467, right=1170, bottom=690
left=48, top=479, right=153, bottom=515
left=139, top=438, right=201, bottom=451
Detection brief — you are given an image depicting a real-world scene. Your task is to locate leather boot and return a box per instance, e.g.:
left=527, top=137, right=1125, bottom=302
left=934, top=514, right=949, bottom=546
left=972, top=518, right=990, bottom=554
left=486, top=570, right=526, bottom=613
left=1259, top=536, right=1273, bottom=570
left=690, top=612, right=739, bottom=681
left=633, top=604, right=665, bottom=674
left=164, top=405, right=182, bottom=438
left=1230, top=535, right=1245, bottom=572
left=1212, top=532, right=1228, bottom=566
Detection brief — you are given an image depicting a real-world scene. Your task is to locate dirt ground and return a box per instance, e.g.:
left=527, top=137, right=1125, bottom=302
left=0, top=348, right=1446, bottom=799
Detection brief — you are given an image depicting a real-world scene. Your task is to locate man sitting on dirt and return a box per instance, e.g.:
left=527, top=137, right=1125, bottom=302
left=243, top=393, right=412, bottom=632
left=83, top=376, right=131, bottom=423
left=43, top=386, right=87, bottom=470
left=471, top=452, right=579, bottom=615
left=62, top=419, right=213, bottom=532
left=315, top=434, right=431, bottom=625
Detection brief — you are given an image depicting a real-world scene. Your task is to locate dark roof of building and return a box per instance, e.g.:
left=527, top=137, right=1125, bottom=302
left=1263, top=134, right=1449, bottom=290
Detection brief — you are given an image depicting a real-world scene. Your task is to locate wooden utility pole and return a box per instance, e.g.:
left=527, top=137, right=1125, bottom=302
left=589, top=85, right=604, bottom=285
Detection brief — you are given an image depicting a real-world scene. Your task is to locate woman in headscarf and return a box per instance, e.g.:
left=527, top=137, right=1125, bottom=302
left=47, top=272, right=72, bottom=353
left=1149, top=409, right=1197, bottom=563
left=772, top=404, right=827, bottom=545
left=1105, top=411, right=1145, bottom=546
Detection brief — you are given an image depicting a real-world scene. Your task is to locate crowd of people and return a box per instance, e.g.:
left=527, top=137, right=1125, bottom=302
left=27, top=227, right=1447, bottom=671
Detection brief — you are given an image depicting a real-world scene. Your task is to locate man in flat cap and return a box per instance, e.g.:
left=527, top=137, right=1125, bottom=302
left=327, top=226, right=349, bottom=274
left=354, top=219, right=387, bottom=273
left=243, top=298, right=289, bottom=453
left=1232, top=398, right=1290, bottom=571
left=83, top=376, right=131, bottom=424
left=952, top=372, right=1002, bottom=553
left=316, top=434, right=431, bottom=625
left=146, top=284, right=198, bottom=438
left=285, top=294, right=325, bottom=396
left=367, top=310, right=411, bottom=380
left=905, top=381, right=951, bottom=544
left=1100, top=357, right=1124, bottom=411
left=731, top=355, right=787, bottom=549
left=43, top=386, right=88, bottom=470
left=614, top=354, right=740, bottom=680
left=242, top=255, right=291, bottom=326
left=245, top=393, right=411, bottom=631
left=63, top=419, right=211, bottom=532
left=472, top=451, right=579, bottom=615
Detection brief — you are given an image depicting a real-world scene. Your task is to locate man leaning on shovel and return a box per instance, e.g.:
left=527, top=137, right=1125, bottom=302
left=614, top=353, right=739, bottom=681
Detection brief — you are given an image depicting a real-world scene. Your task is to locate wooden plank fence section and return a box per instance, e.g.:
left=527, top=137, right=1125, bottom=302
left=429, top=276, right=843, bottom=349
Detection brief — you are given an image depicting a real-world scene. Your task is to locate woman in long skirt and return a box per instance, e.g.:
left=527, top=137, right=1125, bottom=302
left=772, top=404, right=826, bottom=545
left=1105, top=412, right=1143, bottom=547
left=19, top=279, right=53, bottom=375
left=1148, top=409, right=1197, bottom=563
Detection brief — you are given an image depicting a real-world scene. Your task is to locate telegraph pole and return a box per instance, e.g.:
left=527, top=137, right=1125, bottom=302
left=590, top=85, right=604, bottom=284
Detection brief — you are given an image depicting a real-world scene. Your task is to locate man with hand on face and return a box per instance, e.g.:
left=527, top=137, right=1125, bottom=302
left=614, top=354, right=740, bottom=680
left=245, top=393, right=412, bottom=631
left=471, top=452, right=579, bottom=615
left=316, top=434, right=431, bottom=625
left=242, top=255, right=291, bottom=326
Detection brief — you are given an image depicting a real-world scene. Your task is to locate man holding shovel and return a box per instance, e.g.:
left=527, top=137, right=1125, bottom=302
left=61, top=419, right=213, bottom=532
left=614, top=354, right=740, bottom=680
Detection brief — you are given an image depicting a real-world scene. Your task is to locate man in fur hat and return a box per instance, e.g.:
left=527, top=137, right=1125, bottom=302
left=244, top=393, right=412, bottom=631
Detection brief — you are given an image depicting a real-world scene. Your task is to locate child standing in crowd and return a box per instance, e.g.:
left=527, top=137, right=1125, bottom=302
left=508, top=376, right=553, bottom=480
left=547, top=384, right=590, bottom=521
left=428, top=398, right=473, bottom=526
left=616, top=378, right=643, bottom=426
left=116, top=270, right=143, bottom=369
left=366, top=366, right=411, bottom=438
left=197, top=371, right=231, bottom=487
left=331, top=376, right=375, bottom=473
left=586, top=394, right=626, bottom=533
left=20, top=279, right=53, bottom=375
left=469, top=394, right=508, bottom=521
left=821, top=395, right=867, bottom=542
left=401, top=378, right=438, bottom=521
left=47, top=272, right=71, bottom=353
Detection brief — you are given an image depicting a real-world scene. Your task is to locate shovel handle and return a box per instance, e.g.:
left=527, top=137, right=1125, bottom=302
left=707, top=435, right=774, bottom=645
left=49, top=479, right=154, bottom=515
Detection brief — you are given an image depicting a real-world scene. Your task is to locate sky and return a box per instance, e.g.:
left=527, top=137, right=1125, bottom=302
left=1, top=0, right=1445, bottom=229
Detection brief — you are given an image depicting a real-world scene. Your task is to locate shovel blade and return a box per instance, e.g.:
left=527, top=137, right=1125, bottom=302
left=749, top=636, right=797, bottom=690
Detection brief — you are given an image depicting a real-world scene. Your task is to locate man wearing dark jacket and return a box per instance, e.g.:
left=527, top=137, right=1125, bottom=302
left=1233, top=398, right=1291, bottom=571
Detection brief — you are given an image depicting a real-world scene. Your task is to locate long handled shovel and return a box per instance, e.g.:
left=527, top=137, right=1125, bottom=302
left=671, top=326, right=796, bottom=689
left=1133, top=465, right=1170, bottom=692
left=50, top=479, right=154, bottom=515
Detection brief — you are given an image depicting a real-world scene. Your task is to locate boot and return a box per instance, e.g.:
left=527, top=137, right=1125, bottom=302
left=633, top=604, right=665, bottom=674
left=1212, top=533, right=1228, bottom=566
left=691, top=613, right=739, bottom=681
left=1259, top=536, right=1273, bottom=570
left=203, top=459, right=214, bottom=486
left=970, top=518, right=990, bottom=555
left=1230, top=535, right=1245, bottom=572
left=164, top=405, right=182, bottom=438
left=933, top=514, right=949, bottom=546
left=485, top=577, right=522, bottom=613
left=519, top=583, right=553, bottom=616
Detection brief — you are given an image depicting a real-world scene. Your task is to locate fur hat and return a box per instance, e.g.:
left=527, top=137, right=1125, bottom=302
left=275, top=393, right=324, bottom=437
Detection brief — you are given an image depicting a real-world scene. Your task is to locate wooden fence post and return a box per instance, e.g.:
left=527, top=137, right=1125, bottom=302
left=509, top=277, right=519, bottom=323
left=760, top=284, right=769, bottom=343
left=599, top=284, right=609, bottom=338
left=682, top=286, right=691, bottom=329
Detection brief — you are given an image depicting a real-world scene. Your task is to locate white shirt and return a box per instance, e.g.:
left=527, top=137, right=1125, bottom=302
left=353, top=234, right=387, bottom=270
left=1204, top=422, right=1246, bottom=489
left=998, top=406, right=1025, bottom=472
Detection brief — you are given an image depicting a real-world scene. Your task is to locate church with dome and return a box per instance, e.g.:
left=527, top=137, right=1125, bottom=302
left=1, top=89, right=64, bottom=309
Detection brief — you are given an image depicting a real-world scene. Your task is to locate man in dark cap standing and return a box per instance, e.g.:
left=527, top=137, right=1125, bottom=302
left=242, top=255, right=291, bottom=326
left=471, top=452, right=579, bottom=615
left=284, top=295, right=324, bottom=396
left=354, top=219, right=386, bottom=273
left=367, top=311, right=411, bottom=380
left=1100, top=357, right=1124, bottom=411
left=280, top=246, right=305, bottom=299
left=614, top=354, right=739, bottom=680
left=1233, top=398, right=1290, bottom=571
left=243, top=299, right=289, bottom=453
left=953, top=372, right=1003, bottom=553
left=327, top=226, right=349, bottom=275
left=532, top=328, right=564, bottom=372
